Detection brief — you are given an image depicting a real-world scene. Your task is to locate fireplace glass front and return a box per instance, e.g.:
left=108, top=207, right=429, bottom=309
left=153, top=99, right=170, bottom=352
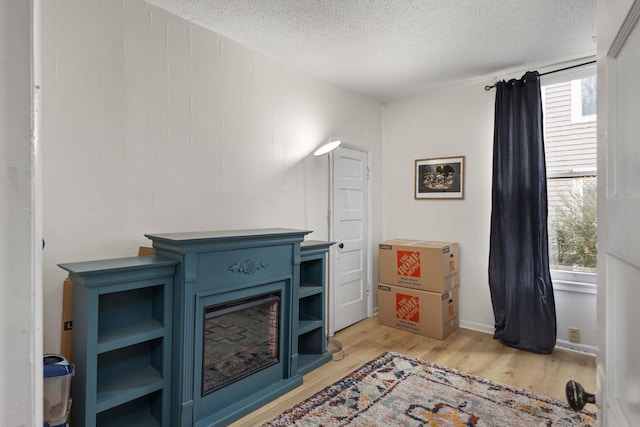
left=202, top=292, right=281, bottom=395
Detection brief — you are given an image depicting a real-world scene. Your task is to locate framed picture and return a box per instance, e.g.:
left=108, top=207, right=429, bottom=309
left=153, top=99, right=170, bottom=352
left=415, top=156, right=465, bottom=199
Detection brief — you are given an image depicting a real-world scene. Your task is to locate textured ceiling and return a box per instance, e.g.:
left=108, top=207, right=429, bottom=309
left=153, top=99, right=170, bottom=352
left=145, top=0, right=596, bottom=103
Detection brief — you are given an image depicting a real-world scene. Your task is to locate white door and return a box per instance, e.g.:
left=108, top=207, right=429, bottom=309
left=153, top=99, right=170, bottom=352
left=329, top=145, right=370, bottom=334
left=597, top=1, right=640, bottom=425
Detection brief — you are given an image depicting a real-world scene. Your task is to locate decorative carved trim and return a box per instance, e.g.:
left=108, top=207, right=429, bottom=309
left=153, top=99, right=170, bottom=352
left=228, top=259, right=269, bottom=274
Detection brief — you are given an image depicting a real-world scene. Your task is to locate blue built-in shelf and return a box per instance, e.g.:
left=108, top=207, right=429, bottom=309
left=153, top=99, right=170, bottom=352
left=59, top=256, right=177, bottom=427
left=296, top=240, right=334, bottom=376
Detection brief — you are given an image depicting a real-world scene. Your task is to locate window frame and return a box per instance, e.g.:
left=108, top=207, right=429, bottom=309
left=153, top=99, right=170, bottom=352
left=541, top=63, right=598, bottom=288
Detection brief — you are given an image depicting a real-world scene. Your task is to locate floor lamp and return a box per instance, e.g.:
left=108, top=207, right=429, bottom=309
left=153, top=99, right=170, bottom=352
left=314, top=139, right=344, bottom=360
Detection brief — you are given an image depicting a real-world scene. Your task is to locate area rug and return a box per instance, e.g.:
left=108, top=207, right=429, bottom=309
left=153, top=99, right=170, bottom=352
left=263, top=352, right=597, bottom=426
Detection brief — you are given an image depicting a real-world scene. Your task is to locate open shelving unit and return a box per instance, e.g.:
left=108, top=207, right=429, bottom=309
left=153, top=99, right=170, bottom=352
left=296, top=241, right=334, bottom=375
left=59, top=256, right=177, bottom=427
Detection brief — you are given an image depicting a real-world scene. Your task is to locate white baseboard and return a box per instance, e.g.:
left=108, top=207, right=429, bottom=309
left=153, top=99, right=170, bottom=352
left=459, top=320, right=494, bottom=335
left=555, top=339, right=597, bottom=356
left=458, top=321, right=597, bottom=356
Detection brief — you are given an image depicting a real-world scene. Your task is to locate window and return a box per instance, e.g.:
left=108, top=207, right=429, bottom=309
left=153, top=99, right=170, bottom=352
left=541, top=65, right=597, bottom=285
left=571, top=75, right=597, bottom=122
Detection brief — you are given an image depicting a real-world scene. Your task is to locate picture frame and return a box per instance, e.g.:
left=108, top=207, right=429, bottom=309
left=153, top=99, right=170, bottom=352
left=414, top=156, right=465, bottom=199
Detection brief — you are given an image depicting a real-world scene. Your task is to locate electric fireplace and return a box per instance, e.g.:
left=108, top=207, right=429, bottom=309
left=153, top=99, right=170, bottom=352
left=145, top=228, right=311, bottom=427
left=201, top=292, right=281, bottom=395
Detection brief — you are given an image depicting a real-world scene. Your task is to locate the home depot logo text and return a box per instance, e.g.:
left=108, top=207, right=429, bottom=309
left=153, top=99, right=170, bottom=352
left=396, top=293, right=419, bottom=322
left=397, top=250, right=420, bottom=277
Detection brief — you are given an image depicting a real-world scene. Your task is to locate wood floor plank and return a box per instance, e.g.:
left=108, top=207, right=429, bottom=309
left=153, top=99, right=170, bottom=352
left=230, top=317, right=596, bottom=426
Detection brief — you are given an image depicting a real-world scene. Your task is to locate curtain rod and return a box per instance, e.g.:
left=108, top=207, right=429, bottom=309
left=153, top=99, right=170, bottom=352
left=484, top=60, right=597, bottom=91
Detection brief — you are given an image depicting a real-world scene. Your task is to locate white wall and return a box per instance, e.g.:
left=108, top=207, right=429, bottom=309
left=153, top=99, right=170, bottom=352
left=382, top=77, right=598, bottom=352
left=554, top=283, right=597, bottom=352
left=382, top=82, right=496, bottom=333
left=0, top=1, right=43, bottom=424
left=40, top=0, right=383, bottom=354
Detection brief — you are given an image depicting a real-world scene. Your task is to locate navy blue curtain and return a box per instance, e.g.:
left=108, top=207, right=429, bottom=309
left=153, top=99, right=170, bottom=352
left=488, top=71, right=557, bottom=354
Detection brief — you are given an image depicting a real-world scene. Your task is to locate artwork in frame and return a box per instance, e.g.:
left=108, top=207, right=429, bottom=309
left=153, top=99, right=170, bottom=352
left=415, top=156, right=465, bottom=199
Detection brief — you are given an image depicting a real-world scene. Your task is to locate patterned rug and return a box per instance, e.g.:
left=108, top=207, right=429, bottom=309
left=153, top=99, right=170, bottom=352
left=263, top=352, right=597, bottom=426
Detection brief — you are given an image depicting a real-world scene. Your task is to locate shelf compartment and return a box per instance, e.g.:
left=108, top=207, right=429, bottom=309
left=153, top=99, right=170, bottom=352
left=298, top=327, right=323, bottom=354
left=98, top=286, right=165, bottom=350
left=96, top=390, right=163, bottom=427
left=96, top=339, right=164, bottom=413
left=300, top=258, right=323, bottom=287
left=298, top=293, right=323, bottom=322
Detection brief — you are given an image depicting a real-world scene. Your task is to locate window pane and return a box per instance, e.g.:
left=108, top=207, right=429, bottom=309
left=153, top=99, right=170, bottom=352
left=547, top=176, right=597, bottom=273
left=581, top=75, right=597, bottom=116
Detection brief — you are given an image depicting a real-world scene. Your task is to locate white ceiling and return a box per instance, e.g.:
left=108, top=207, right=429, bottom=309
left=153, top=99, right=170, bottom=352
left=145, top=0, right=597, bottom=103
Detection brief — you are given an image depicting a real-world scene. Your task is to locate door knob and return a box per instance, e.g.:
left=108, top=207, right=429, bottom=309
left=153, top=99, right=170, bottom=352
left=566, top=380, right=596, bottom=411
left=338, top=243, right=344, bottom=249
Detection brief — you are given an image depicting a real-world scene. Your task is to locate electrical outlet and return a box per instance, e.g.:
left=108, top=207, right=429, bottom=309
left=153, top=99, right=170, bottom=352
left=569, top=327, right=581, bottom=343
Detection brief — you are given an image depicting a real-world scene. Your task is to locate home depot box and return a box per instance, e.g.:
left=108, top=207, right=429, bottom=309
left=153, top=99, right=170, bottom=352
left=60, top=278, right=73, bottom=363
left=379, top=240, right=459, bottom=293
left=377, top=284, right=459, bottom=340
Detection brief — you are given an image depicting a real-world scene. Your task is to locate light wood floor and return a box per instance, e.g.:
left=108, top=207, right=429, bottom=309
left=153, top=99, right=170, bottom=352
left=231, top=317, right=596, bottom=426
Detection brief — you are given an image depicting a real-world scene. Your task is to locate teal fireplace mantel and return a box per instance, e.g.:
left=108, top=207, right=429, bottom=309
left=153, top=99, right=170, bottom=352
left=145, top=228, right=327, bottom=427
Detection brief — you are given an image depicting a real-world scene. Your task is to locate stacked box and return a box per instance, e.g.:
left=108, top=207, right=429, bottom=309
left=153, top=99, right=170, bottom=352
left=378, top=239, right=460, bottom=339
left=379, top=239, right=459, bottom=292
left=377, top=284, right=459, bottom=340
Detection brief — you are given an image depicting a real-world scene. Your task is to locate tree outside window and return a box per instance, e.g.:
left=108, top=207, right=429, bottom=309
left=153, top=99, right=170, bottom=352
left=548, top=176, right=597, bottom=272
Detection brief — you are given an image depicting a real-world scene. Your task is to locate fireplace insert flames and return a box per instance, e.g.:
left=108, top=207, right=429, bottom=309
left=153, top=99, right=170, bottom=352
left=201, top=292, right=281, bottom=395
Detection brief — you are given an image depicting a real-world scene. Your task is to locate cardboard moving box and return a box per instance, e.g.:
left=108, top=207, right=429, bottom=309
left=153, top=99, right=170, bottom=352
left=60, top=278, right=73, bottom=363
left=379, top=239, right=459, bottom=293
left=377, top=284, right=459, bottom=340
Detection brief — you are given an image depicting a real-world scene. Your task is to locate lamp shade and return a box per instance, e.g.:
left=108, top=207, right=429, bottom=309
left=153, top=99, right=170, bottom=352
left=313, top=140, right=342, bottom=156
